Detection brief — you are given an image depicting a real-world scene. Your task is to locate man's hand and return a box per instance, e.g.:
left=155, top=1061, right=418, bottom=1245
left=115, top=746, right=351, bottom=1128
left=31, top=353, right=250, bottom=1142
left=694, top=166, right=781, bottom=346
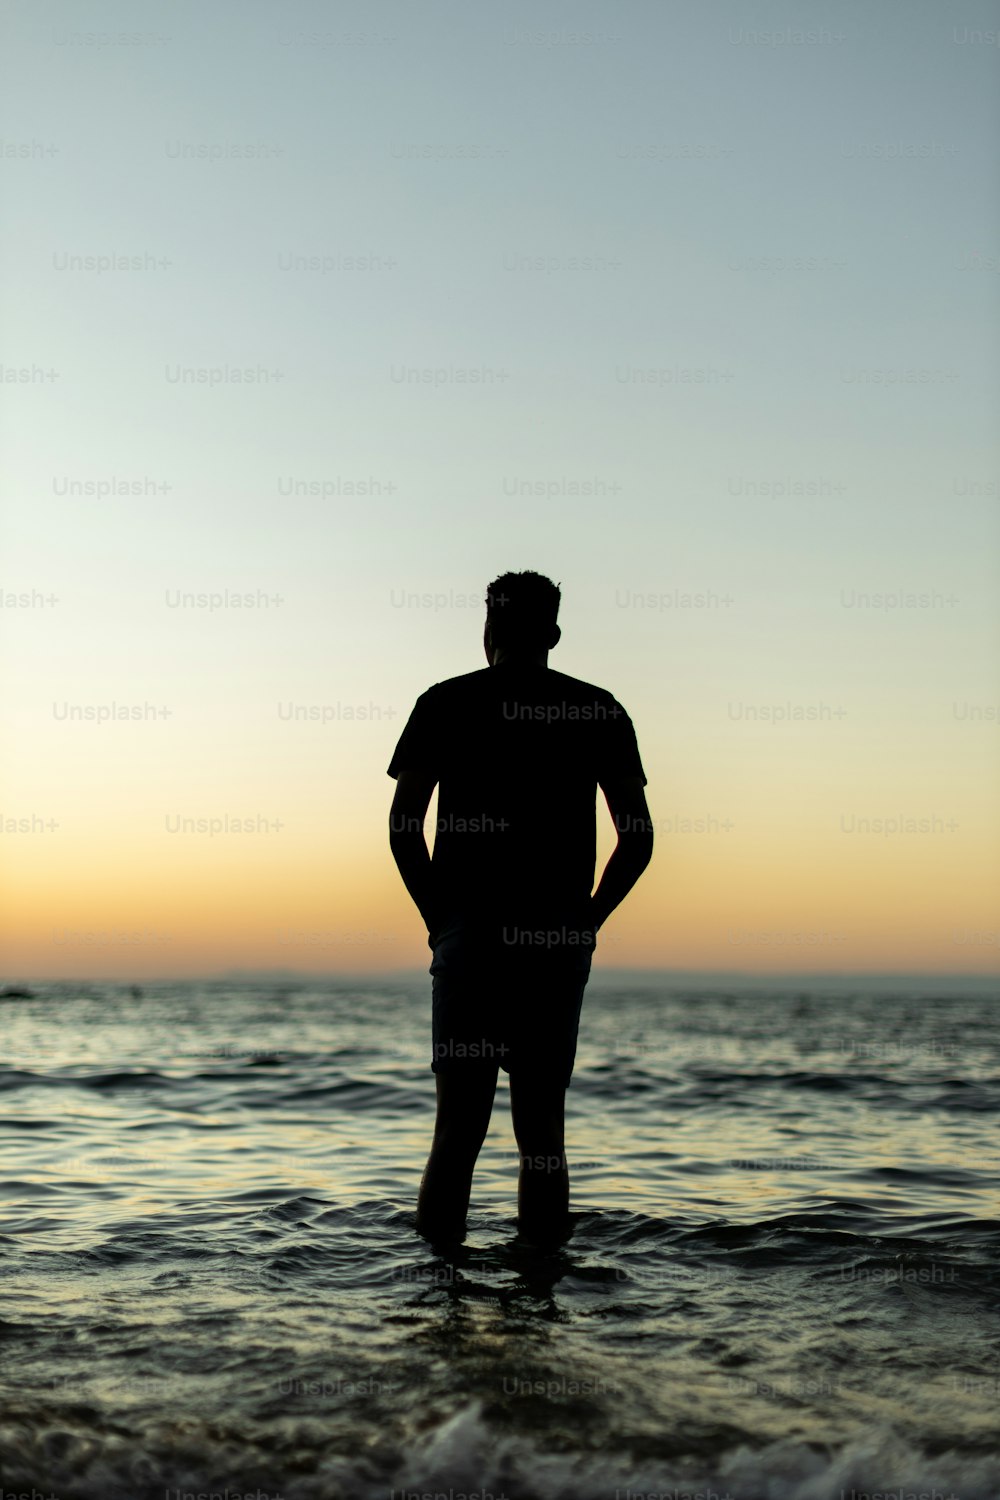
left=424, top=902, right=451, bottom=947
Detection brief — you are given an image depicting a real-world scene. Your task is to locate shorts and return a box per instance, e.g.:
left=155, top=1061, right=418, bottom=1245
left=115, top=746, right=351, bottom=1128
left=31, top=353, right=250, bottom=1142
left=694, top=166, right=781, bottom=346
left=428, top=914, right=595, bottom=1089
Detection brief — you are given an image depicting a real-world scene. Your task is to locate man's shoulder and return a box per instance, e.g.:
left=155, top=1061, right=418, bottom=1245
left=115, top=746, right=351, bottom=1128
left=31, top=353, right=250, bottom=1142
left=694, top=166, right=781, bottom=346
left=419, top=667, right=492, bottom=699
left=426, top=666, right=624, bottom=706
left=542, top=667, right=624, bottom=706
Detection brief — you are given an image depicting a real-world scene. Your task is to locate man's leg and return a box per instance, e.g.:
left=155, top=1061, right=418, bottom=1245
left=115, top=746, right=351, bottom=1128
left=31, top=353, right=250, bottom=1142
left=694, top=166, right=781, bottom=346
left=416, top=1062, right=499, bottom=1243
left=509, top=1071, right=570, bottom=1247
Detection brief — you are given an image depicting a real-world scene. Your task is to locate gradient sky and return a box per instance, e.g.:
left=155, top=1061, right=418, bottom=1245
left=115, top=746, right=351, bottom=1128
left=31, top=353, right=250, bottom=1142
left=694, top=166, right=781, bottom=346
left=2, top=0, right=998, bottom=978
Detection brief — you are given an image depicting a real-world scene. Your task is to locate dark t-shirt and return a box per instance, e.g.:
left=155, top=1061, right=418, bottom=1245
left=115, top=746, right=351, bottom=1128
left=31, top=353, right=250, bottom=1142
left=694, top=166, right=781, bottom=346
left=387, top=661, right=647, bottom=929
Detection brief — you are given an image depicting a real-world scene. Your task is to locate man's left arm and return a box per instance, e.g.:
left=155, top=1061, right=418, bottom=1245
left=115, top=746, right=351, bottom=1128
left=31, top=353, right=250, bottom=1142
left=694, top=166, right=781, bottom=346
left=389, top=769, right=440, bottom=937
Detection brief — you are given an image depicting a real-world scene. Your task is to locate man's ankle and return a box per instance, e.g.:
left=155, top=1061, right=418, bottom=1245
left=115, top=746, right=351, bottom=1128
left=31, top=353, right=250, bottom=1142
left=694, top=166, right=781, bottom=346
left=415, top=1210, right=467, bottom=1244
left=516, top=1212, right=569, bottom=1250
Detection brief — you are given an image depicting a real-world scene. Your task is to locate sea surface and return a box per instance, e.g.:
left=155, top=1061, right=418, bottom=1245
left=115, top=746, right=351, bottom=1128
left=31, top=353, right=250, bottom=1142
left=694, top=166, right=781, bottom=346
left=1, top=972, right=998, bottom=1500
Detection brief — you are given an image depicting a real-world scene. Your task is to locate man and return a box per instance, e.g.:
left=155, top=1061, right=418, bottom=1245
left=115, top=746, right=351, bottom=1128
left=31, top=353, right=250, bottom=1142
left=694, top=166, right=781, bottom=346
left=388, top=570, right=653, bottom=1247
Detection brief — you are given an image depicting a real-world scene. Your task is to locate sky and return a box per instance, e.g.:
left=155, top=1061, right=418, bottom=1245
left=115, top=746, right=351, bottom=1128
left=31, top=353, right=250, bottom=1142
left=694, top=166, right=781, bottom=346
left=1, top=0, right=998, bottom=978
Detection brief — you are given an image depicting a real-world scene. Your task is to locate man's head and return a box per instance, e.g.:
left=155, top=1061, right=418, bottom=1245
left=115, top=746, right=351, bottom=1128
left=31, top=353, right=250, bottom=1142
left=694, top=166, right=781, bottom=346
left=484, top=570, right=561, bottom=665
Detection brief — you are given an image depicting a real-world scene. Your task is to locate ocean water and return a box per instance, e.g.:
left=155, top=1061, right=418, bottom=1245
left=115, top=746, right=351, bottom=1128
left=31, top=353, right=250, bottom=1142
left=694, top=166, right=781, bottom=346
left=1, top=973, right=998, bottom=1500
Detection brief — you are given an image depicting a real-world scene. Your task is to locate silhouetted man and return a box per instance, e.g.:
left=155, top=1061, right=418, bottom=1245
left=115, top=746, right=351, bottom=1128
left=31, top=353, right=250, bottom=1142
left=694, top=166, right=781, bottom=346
left=388, top=571, right=653, bottom=1247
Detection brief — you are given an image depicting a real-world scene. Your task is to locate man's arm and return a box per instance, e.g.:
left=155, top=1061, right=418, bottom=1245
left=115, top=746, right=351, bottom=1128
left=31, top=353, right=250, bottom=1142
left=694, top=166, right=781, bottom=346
left=591, top=776, right=654, bottom=931
left=388, top=769, right=440, bottom=936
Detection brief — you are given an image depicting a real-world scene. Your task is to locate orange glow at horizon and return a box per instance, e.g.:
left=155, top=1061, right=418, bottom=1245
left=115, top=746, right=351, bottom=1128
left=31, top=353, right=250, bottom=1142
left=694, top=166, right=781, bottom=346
left=3, top=794, right=998, bottom=978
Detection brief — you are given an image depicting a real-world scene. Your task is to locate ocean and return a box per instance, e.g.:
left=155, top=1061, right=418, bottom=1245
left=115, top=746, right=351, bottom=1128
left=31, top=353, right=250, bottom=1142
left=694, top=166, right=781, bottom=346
left=1, top=972, right=998, bottom=1500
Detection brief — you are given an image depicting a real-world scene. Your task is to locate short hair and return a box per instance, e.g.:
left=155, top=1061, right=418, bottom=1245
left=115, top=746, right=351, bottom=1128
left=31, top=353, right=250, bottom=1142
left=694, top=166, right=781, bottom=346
left=485, top=570, right=561, bottom=650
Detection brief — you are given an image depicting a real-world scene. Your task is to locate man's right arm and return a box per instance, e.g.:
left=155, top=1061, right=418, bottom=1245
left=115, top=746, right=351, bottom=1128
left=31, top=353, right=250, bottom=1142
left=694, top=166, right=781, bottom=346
left=591, top=776, right=654, bottom=931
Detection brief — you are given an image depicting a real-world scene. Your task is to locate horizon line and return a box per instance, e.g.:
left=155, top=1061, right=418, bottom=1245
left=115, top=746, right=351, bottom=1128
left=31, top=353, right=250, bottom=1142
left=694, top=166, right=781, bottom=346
left=5, top=967, right=999, bottom=987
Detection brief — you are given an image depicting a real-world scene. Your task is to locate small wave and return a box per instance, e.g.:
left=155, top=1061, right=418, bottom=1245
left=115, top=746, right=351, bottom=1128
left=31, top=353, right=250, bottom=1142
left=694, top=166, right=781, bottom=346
left=4, top=1401, right=998, bottom=1500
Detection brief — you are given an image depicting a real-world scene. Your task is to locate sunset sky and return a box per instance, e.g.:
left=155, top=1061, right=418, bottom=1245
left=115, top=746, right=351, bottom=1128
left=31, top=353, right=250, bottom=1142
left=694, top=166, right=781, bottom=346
left=2, top=0, right=998, bottom=978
